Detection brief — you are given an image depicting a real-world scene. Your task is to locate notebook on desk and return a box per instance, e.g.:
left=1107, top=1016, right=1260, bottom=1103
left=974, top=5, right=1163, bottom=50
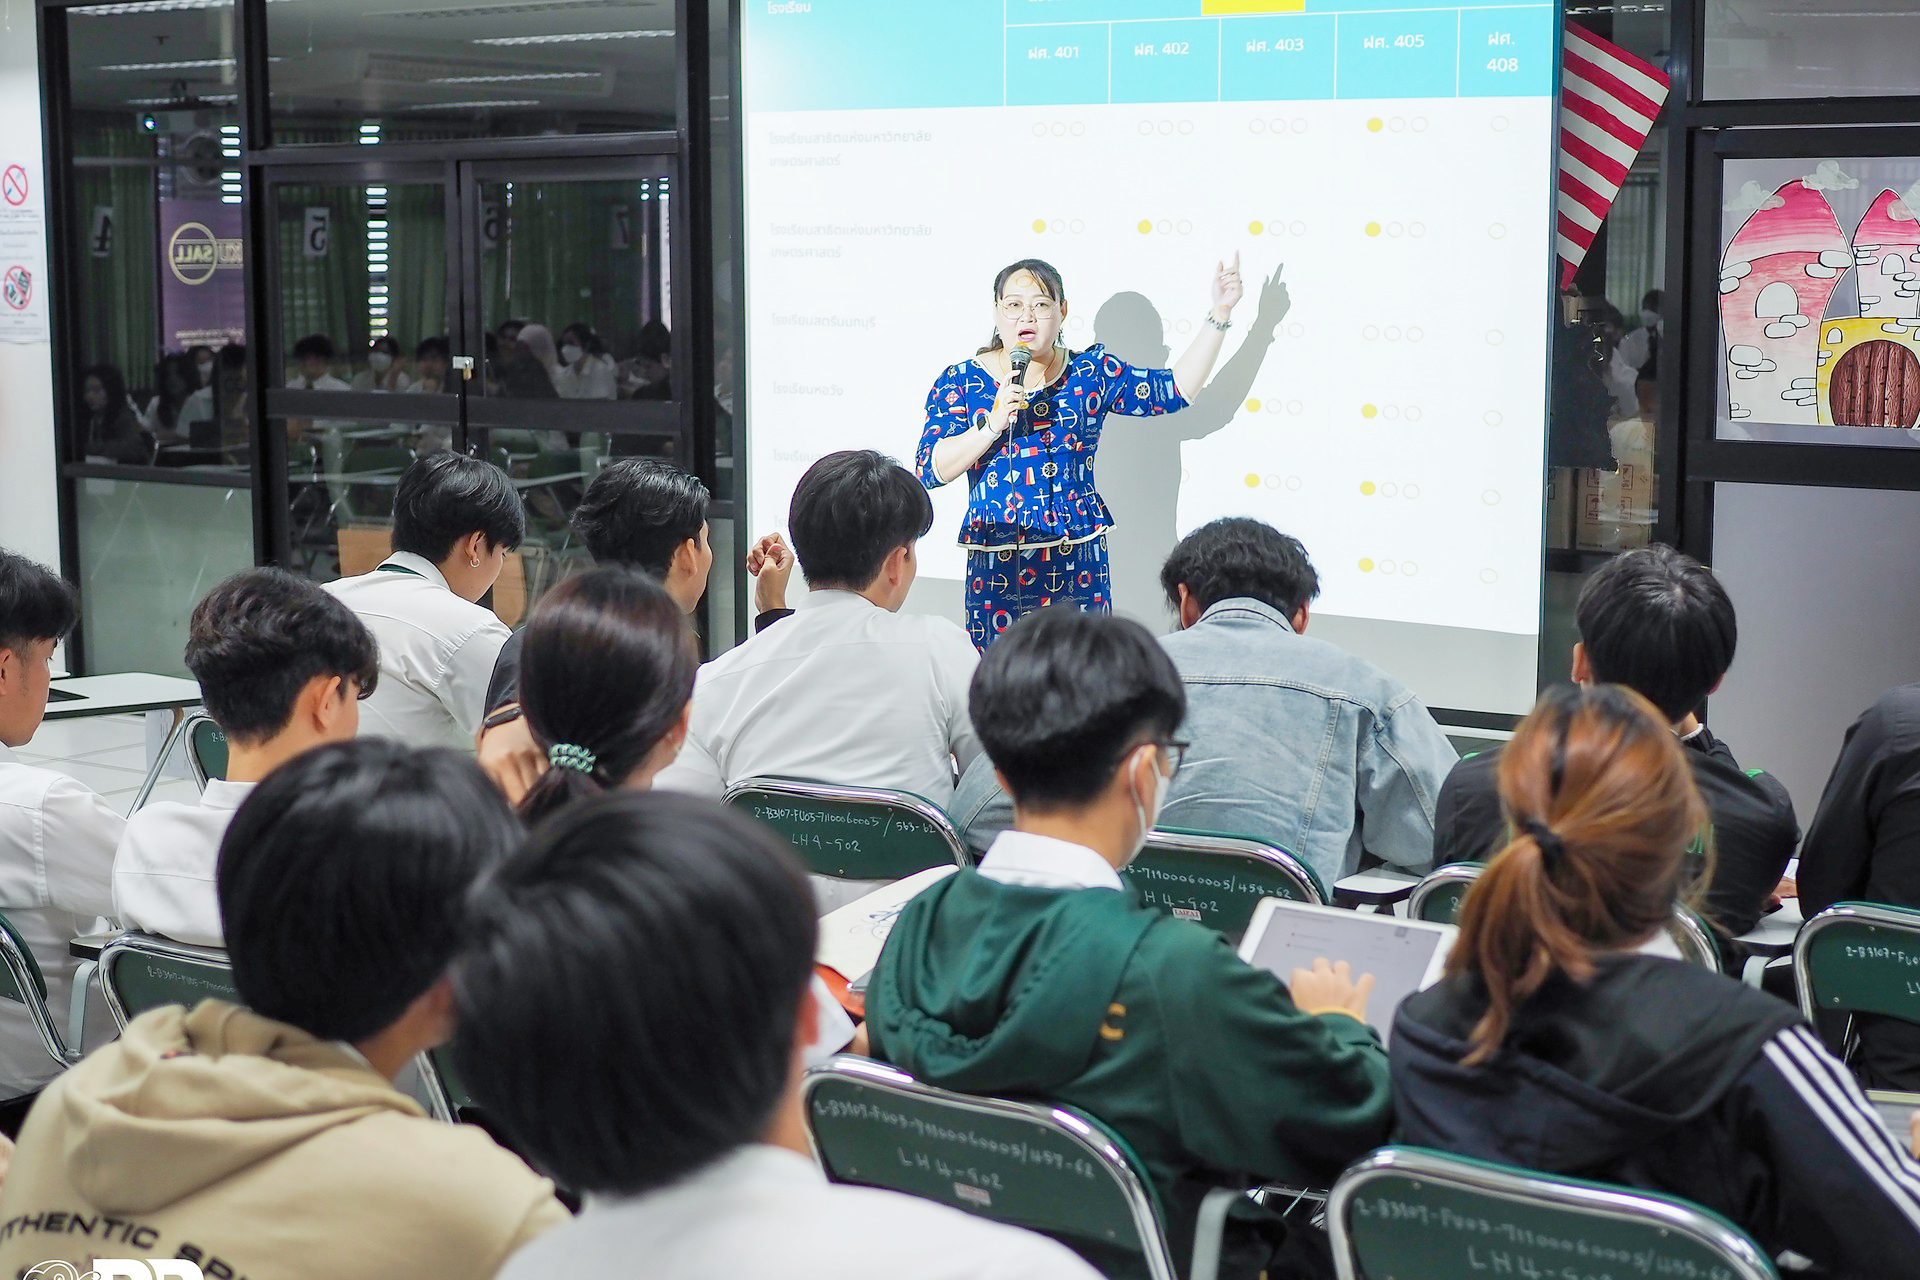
left=815, top=864, right=959, bottom=990
left=1238, top=899, right=1457, bottom=1046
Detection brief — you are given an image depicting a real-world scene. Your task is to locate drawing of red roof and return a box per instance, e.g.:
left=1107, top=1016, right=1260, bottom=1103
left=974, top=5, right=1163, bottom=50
left=1726, top=180, right=1847, bottom=265
left=1857, top=188, right=1920, bottom=244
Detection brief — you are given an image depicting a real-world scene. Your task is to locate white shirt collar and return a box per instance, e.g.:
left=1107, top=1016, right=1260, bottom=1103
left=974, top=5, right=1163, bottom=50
left=380, top=551, right=451, bottom=592
left=1678, top=722, right=1706, bottom=743
left=796, top=588, right=877, bottom=612
left=977, top=830, right=1125, bottom=892
left=199, top=778, right=255, bottom=811
left=0, top=743, right=14, bottom=765
left=589, top=1145, right=821, bottom=1215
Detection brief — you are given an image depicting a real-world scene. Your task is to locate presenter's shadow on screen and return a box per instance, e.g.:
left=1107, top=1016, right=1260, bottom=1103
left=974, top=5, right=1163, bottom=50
left=1096, top=265, right=1290, bottom=621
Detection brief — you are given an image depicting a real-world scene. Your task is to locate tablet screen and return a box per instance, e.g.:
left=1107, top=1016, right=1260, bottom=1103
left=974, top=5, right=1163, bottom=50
left=1241, top=904, right=1452, bottom=1043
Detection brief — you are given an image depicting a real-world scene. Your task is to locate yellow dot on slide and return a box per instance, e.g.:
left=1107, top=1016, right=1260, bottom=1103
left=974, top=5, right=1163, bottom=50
left=1359, top=558, right=1376, bottom=573
left=1245, top=398, right=1262, bottom=413
left=1244, top=473, right=1261, bottom=489
left=1031, top=219, right=1047, bottom=233
left=1360, top=481, right=1377, bottom=495
left=1367, top=118, right=1384, bottom=132
left=1138, top=219, right=1154, bottom=234
left=1248, top=220, right=1265, bottom=236
left=1361, top=404, right=1378, bottom=418
left=1366, top=222, right=1382, bottom=237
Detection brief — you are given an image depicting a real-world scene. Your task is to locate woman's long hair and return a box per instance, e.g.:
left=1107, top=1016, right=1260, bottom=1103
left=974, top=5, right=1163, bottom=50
left=978, top=258, right=1070, bottom=355
left=1450, top=683, right=1707, bottom=1065
left=516, top=567, right=700, bottom=824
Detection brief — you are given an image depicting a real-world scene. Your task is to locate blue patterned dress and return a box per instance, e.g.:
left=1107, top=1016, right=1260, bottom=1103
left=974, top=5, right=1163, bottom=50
left=916, top=343, right=1189, bottom=649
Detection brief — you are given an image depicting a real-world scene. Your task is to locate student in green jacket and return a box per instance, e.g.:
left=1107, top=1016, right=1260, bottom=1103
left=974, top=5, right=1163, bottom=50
left=866, top=608, right=1393, bottom=1280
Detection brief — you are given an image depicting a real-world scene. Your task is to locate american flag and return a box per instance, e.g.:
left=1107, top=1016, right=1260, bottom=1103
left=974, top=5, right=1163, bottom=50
left=1558, top=24, right=1671, bottom=289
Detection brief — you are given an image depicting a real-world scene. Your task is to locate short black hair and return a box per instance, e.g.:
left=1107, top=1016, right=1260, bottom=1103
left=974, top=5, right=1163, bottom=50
left=368, top=335, right=400, bottom=357
left=391, top=452, right=526, bottom=562
left=571, top=460, right=710, bottom=575
left=452, top=792, right=815, bottom=1195
left=1160, top=518, right=1320, bottom=618
left=185, top=568, right=379, bottom=746
left=218, top=740, right=520, bottom=1043
left=788, top=450, right=933, bottom=589
left=0, top=549, right=79, bottom=656
left=517, top=568, right=699, bottom=824
left=972, top=609, right=1185, bottom=809
left=1575, top=544, right=1736, bottom=721
left=291, top=333, right=335, bottom=362
left=217, top=343, right=247, bottom=371
left=415, top=335, right=451, bottom=361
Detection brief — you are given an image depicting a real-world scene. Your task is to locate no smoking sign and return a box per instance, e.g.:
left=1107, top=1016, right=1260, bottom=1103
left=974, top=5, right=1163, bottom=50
left=1, top=165, right=26, bottom=208
left=3, top=265, right=31, bottom=311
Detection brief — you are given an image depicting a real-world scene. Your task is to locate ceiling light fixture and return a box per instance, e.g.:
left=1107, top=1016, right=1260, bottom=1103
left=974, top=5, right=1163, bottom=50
left=427, top=71, right=600, bottom=83
left=472, top=29, right=669, bottom=44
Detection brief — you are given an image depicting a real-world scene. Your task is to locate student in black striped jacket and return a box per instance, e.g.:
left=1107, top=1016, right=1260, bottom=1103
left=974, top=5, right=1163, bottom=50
left=1392, top=682, right=1920, bottom=1278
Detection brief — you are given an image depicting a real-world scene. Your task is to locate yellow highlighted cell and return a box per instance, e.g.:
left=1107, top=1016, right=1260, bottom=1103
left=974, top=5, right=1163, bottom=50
left=1367, top=118, right=1384, bottom=133
left=1244, top=473, right=1261, bottom=489
left=1137, top=219, right=1153, bottom=234
left=1245, top=398, right=1262, bottom=413
left=1248, top=220, right=1265, bottom=236
left=1360, top=481, right=1377, bottom=496
left=1361, top=404, right=1378, bottom=419
left=1365, top=222, right=1382, bottom=237
left=1031, top=219, right=1047, bottom=233
left=1202, top=0, right=1307, bottom=12
left=1358, top=558, right=1376, bottom=573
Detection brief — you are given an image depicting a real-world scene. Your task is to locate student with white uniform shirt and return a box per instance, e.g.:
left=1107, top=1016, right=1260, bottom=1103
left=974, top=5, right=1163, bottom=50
left=453, top=791, right=1100, bottom=1280
left=654, top=450, right=981, bottom=805
left=114, top=568, right=377, bottom=945
left=326, top=453, right=524, bottom=751
left=0, top=550, right=122, bottom=1132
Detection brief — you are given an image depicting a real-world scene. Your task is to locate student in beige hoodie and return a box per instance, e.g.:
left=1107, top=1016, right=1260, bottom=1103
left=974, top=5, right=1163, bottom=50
left=0, top=740, right=568, bottom=1280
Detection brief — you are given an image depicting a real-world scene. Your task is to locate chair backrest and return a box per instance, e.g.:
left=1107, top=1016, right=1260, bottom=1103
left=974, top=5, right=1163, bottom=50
left=1328, top=1147, right=1779, bottom=1280
left=1407, top=863, right=1485, bottom=924
left=188, top=714, right=228, bottom=784
left=0, top=908, right=72, bottom=1067
left=723, top=777, right=971, bottom=881
left=801, top=1055, right=1183, bottom=1280
left=1669, top=901, right=1724, bottom=974
left=1794, top=901, right=1920, bottom=1027
left=98, top=932, right=240, bottom=1029
left=1122, top=828, right=1326, bottom=943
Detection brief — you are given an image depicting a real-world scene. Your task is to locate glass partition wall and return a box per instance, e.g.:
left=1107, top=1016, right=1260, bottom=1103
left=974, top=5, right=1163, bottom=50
left=40, top=0, right=736, bottom=674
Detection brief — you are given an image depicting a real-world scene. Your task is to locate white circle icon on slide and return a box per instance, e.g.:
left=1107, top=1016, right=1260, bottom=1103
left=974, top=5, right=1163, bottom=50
left=1285, top=475, right=1303, bottom=491
left=1485, top=330, right=1505, bottom=346
left=1481, top=490, right=1501, bottom=506
left=1070, top=122, right=1086, bottom=137
left=1484, top=409, right=1504, bottom=426
left=1480, top=568, right=1500, bottom=584
left=1403, top=561, right=1420, bottom=576
left=1405, top=482, right=1421, bottom=498
left=1249, top=119, right=1266, bottom=133
left=1362, top=324, right=1380, bottom=340
left=1488, top=223, right=1507, bottom=239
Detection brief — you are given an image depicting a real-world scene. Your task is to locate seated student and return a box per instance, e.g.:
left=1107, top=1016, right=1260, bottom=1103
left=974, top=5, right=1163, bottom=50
left=477, top=460, right=732, bottom=804
left=951, top=519, right=1456, bottom=885
left=0, top=740, right=568, bottom=1275
left=867, top=609, right=1392, bottom=1278
left=114, top=567, right=377, bottom=946
left=326, top=452, right=524, bottom=751
left=1434, top=544, right=1796, bottom=939
left=1393, top=683, right=1920, bottom=1277
left=453, top=790, right=1101, bottom=1280
left=0, top=551, right=122, bottom=1131
left=654, top=450, right=980, bottom=806
left=513, top=567, right=699, bottom=824
left=1799, top=681, right=1920, bottom=1088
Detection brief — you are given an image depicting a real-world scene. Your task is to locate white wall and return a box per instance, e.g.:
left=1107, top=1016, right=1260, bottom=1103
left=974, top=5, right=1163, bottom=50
left=1710, top=481, right=1920, bottom=816
left=0, top=16, right=61, bottom=580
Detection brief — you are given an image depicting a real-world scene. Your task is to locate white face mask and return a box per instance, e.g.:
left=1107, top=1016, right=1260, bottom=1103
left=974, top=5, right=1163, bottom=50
left=196, top=359, right=215, bottom=379
left=560, top=343, right=584, bottom=365
left=1125, top=746, right=1172, bottom=866
left=368, top=351, right=393, bottom=372
left=1640, top=310, right=1660, bottom=330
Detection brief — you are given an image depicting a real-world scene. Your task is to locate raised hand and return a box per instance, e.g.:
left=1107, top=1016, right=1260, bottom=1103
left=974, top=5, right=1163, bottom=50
left=1211, top=250, right=1244, bottom=315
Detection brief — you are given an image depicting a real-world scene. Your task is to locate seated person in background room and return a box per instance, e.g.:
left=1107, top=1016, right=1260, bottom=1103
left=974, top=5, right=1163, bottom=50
left=351, top=335, right=412, bottom=393
left=454, top=791, right=1100, bottom=1280
left=951, top=519, right=1455, bottom=885
left=512, top=568, right=699, bottom=824
left=554, top=323, right=618, bottom=400
left=286, top=332, right=348, bottom=392
left=78, top=363, right=151, bottom=464
left=114, top=567, right=377, bottom=946
left=1393, top=683, right=1920, bottom=1277
left=1799, top=681, right=1920, bottom=1088
left=0, top=551, right=121, bottom=1134
left=0, top=740, right=568, bottom=1276
left=408, top=335, right=453, bottom=394
left=1434, top=544, right=1796, bottom=940
left=178, top=343, right=248, bottom=448
left=867, top=610, right=1392, bottom=1280
left=477, top=460, right=734, bottom=804
left=654, top=450, right=980, bottom=807
left=325, top=452, right=523, bottom=751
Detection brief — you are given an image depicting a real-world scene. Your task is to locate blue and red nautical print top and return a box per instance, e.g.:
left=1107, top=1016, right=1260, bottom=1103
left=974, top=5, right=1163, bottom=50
left=916, top=343, right=1188, bottom=548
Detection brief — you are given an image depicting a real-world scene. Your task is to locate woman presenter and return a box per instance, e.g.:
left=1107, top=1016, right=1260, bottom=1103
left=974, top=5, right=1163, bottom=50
left=916, top=255, right=1244, bottom=649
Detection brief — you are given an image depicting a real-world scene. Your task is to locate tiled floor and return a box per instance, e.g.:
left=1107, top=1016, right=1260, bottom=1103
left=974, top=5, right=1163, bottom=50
left=17, top=713, right=201, bottom=815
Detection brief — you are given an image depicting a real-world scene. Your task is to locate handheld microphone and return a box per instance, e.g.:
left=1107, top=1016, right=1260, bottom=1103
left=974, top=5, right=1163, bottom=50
left=1009, top=341, right=1034, bottom=385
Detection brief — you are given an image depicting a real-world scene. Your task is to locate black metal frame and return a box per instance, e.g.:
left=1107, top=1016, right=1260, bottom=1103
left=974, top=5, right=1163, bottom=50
left=34, top=0, right=734, bottom=667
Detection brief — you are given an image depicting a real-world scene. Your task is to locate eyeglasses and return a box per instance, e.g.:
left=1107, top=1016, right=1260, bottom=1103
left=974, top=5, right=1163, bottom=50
left=998, top=298, right=1058, bottom=320
left=1160, top=740, right=1190, bottom=776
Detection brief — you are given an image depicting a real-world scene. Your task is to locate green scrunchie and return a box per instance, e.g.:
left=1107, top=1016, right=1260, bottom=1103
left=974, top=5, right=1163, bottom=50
left=548, top=742, right=598, bottom=774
